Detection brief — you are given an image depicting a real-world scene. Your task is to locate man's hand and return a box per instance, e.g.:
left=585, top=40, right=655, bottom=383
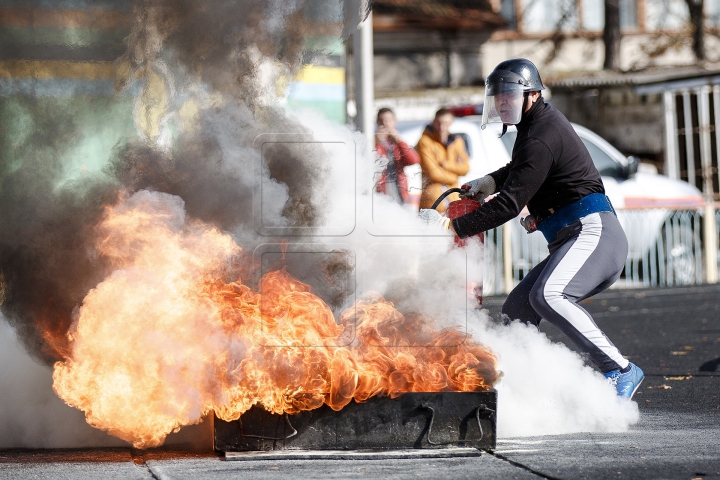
left=386, top=127, right=400, bottom=143
left=376, top=125, right=400, bottom=144
left=520, top=215, right=538, bottom=233
left=460, top=175, right=496, bottom=202
left=418, top=209, right=451, bottom=230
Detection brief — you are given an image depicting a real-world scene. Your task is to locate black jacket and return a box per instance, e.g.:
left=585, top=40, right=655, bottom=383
left=453, top=97, right=604, bottom=238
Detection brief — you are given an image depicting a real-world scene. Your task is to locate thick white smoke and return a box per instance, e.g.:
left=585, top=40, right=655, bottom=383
left=469, top=316, right=640, bottom=436
left=291, top=108, right=641, bottom=438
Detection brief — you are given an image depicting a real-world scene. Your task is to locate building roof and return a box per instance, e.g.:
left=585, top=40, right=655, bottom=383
left=373, top=0, right=506, bottom=31
left=547, top=65, right=720, bottom=93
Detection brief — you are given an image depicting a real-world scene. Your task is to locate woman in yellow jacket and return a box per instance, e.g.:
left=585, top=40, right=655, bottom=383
left=416, top=108, right=470, bottom=212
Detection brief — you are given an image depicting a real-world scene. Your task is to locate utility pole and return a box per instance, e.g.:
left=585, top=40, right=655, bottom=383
left=353, top=11, right=375, bottom=158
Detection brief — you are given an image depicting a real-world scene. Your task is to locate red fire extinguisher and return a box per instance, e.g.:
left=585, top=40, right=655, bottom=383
left=430, top=187, right=484, bottom=306
left=429, top=187, right=484, bottom=248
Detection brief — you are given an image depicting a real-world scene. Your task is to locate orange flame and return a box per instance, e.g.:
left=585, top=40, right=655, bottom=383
left=52, top=191, right=498, bottom=448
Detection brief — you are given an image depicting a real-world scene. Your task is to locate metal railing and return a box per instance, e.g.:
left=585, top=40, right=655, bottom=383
left=482, top=205, right=719, bottom=296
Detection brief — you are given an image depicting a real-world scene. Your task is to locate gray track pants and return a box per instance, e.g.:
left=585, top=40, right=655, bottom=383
left=502, top=211, right=630, bottom=373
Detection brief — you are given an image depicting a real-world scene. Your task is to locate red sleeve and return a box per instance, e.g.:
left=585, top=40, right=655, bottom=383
left=395, top=141, right=420, bottom=167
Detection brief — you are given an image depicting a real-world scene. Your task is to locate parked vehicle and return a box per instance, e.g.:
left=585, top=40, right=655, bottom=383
left=393, top=119, right=508, bottom=209
left=395, top=117, right=705, bottom=286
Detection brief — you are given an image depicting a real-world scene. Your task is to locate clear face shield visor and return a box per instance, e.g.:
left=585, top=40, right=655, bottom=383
left=481, top=83, right=525, bottom=129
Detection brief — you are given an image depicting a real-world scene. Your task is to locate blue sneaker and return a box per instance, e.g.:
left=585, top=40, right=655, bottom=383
left=605, top=363, right=645, bottom=400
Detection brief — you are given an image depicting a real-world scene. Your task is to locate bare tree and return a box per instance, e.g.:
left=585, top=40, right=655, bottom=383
left=539, top=0, right=580, bottom=64
left=685, top=0, right=706, bottom=61
left=603, top=0, right=621, bottom=70
left=532, top=0, right=707, bottom=69
left=534, top=0, right=621, bottom=69
left=637, top=0, right=708, bottom=65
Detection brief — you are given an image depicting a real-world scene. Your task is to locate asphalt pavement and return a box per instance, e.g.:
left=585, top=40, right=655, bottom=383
left=1, top=284, right=719, bottom=479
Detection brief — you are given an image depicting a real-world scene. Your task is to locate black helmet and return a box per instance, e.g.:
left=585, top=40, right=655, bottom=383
left=486, top=58, right=545, bottom=94
left=482, top=58, right=544, bottom=128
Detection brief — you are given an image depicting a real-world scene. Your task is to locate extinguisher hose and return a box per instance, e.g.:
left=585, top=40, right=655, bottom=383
left=430, top=187, right=466, bottom=210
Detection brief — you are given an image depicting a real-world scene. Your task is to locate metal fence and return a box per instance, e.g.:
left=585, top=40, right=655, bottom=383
left=482, top=205, right=719, bottom=296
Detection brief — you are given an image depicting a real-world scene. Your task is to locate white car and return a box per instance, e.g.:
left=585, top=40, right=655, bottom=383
left=396, top=117, right=705, bottom=286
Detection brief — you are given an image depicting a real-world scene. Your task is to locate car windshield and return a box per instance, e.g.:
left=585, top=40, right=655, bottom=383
left=499, top=130, right=621, bottom=177
left=578, top=138, right=621, bottom=177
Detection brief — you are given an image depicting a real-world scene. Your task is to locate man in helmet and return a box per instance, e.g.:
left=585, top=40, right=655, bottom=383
left=419, top=58, right=644, bottom=400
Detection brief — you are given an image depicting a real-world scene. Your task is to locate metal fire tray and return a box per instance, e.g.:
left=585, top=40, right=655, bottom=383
left=214, top=390, right=496, bottom=454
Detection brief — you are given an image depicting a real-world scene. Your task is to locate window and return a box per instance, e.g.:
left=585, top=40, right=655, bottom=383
left=620, top=0, right=638, bottom=28
left=579, top=138, right=622, bottom=177
left=516, top=0, right=637, bottom=32
left=707, top=0, right=720, bottom=27
left=645, top=0, right=688, bottom=30
left=501, top=0, right=518, bottom=29
left=521, top=0, right=579, bottom=33
left=582, top=0, right=604, bottom=30
left=580, top=0, right=637, bottom=31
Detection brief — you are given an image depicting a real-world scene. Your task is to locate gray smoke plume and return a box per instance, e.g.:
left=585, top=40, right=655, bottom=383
left=0, top=0, right=362, bottom=364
